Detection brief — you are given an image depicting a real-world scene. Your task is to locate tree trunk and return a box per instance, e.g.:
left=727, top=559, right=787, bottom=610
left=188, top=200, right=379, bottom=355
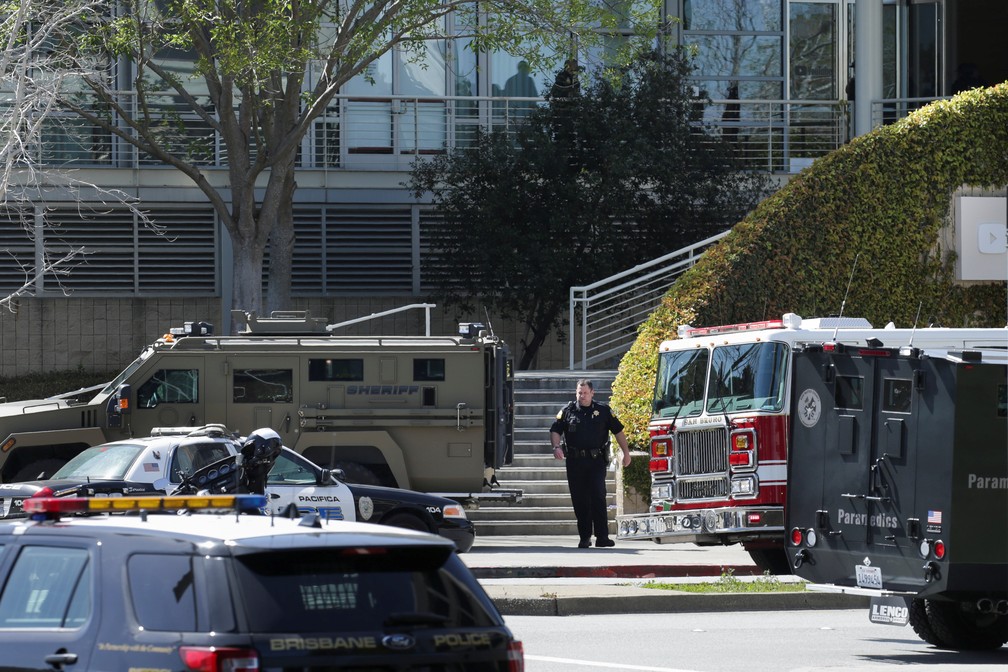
left=265, top=165, right=296, bottom=313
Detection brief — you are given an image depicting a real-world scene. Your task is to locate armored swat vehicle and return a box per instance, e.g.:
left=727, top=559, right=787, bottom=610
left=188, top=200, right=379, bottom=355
left=787, top=341, right=1008, bottom=649
left=0, top=311, right=516, bottom=506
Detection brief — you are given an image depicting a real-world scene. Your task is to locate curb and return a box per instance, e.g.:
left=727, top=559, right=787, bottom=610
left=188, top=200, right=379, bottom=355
left=471, top=563, right=760, bottom=580
left=488, top=589, right=869, bottom=616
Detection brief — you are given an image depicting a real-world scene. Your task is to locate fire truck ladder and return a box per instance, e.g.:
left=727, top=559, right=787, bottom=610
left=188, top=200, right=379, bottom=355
left=568, top=230, right=729, bottom=369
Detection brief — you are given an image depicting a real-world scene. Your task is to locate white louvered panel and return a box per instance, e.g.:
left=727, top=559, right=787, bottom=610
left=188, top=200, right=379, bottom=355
left=137, top=208, right=217, bottom=293
left=0, top=209, right=37, bottom=294
left=43, top=207, right=135, bottom=292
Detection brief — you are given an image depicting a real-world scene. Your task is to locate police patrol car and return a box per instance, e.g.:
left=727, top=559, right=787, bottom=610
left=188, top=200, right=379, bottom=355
left=0, top=425, right=474, bottom=551
left=0, top=495, right=523, bottom=670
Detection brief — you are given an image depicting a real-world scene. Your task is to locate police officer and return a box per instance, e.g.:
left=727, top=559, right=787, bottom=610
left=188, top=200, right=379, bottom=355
left=550, top=379, right=631, bottom=548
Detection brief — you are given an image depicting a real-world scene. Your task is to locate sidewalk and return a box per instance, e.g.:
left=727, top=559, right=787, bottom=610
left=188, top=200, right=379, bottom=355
left=460, top=535, right=867, bottom=616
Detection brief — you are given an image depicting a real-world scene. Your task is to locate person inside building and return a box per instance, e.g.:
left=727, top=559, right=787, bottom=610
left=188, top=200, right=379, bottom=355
left=550, top=379, right=631, bottom=548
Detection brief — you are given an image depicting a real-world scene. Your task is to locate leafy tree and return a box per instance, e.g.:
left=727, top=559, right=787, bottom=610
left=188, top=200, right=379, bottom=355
left=409, top=48, right=769, bottom=369
left=34, top=0, right=660, bottom=319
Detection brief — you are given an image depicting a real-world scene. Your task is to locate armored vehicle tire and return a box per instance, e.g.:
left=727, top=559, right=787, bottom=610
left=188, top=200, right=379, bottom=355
left=10, top=458, right=65, bottom=482
left=925, top=599, right=1008, bottom=650
left=332, top=461, right=382, bottom=486
left=747, top=548, right=792, bottom=575
left=383, top=512, right=431, bottom=534
left=908, top=598, right=944, bottom=647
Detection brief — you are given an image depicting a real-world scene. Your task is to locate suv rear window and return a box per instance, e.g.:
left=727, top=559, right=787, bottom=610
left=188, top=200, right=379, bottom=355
left=233, top=548, right=498, bottom=633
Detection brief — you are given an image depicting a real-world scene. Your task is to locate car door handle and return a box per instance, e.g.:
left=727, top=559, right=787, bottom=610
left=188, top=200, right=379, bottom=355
left=44, top=651, right=78, bottom=668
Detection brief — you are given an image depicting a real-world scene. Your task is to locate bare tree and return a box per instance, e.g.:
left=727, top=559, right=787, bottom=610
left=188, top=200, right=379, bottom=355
left=1, top=1, right=137, bottom=309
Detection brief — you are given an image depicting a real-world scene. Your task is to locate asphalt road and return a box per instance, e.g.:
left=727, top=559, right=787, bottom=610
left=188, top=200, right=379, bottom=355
left=506, top=609, right=1008, bottom=672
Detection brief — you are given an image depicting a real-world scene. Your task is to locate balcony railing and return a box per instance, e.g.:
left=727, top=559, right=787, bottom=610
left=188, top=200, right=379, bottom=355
left=10, top=92, right=944, bottom=174
left=15, top=93, right=947, bottom=174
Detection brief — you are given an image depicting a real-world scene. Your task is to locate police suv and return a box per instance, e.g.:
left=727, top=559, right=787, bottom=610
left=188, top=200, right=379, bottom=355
left=0, top=495, right=523, bottom=670
left=0, top=425, right=474, bottom=551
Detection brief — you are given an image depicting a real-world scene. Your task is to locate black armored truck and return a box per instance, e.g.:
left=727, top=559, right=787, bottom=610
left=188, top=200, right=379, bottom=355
left=786, top=341, right=1007, bottom=649
left=0, top=311, right=516, bottom=507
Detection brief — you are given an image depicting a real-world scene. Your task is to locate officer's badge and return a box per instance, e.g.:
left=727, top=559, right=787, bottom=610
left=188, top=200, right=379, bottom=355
left=593, top=410, right=599, bottom=417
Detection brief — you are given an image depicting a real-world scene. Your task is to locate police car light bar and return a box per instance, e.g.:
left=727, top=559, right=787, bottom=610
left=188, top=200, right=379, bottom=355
left=23, top=494, right=268, bottom=517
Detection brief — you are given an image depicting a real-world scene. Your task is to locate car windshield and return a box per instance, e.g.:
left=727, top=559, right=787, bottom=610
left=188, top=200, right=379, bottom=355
left=233, top=548, right=499, bottom=633
left=653, top=342, right=789, bottom=417
left=51, top=443, right=148, bottom=480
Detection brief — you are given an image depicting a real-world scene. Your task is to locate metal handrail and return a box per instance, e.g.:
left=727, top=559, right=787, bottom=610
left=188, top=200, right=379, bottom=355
left=568, top=231, right=729, bottom=370
left=327, top=303, right=437, bottom=336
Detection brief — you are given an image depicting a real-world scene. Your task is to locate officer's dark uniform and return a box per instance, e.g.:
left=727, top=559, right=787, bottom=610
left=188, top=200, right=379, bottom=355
left=550, top=401, right=623, bottom=545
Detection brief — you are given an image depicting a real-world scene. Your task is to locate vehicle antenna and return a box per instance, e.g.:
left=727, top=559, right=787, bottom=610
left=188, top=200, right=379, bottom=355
left=908, top=301, right=923, bottom=348
left=483, top=307, right=496, bottom=337
left=832, top=252, right=860, bottom=342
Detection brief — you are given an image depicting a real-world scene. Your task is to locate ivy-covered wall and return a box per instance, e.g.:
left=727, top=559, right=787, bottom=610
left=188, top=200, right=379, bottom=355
left=611, top=83, right=1008, bottom=454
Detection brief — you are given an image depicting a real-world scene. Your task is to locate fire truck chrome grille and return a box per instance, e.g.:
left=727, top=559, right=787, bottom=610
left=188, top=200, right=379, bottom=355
left=677, top=477, right=730, bottom=501
left=674, top=427, right=729, bottom=476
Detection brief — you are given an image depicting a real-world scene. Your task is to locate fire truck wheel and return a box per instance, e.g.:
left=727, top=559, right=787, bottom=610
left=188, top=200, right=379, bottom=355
left=908, top=598, right=943, bottom=647
left=332, top=461, right=382, bottom=486
left=925, top=599, right=1008, bottom=650
left=747, top=548, right=791, bottom=575
left=383, top=513, right=431, bottom=534
left=10, top=458, right=65, bottom=483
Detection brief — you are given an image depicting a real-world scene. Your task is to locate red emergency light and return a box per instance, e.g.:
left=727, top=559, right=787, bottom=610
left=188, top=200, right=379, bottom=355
left=685, top=320, right=784, bottom=338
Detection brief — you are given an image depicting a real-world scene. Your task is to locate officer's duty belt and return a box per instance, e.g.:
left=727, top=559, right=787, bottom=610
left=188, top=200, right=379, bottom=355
left=568, top=448, right=603, bottom=459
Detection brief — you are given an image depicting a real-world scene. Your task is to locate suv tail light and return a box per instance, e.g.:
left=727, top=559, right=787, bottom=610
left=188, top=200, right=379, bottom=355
left=180, top=647, right=259, bottom=672
left=507, top=640, right=525, bottom=672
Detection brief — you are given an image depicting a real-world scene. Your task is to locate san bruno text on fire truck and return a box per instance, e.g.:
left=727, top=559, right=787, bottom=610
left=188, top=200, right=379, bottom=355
left=615, top=312, right=1006, bottom=575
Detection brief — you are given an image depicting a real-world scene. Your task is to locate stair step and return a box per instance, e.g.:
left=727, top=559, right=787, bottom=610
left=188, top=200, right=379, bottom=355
left=479, top=370, right=618, bottom=535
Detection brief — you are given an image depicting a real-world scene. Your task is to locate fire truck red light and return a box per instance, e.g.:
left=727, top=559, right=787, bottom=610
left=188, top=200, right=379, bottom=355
left=790, top=527, right=803, bottom=546
left=748, top=513, right=761, bottom=524
left=934, top=540, right=946, bottom=559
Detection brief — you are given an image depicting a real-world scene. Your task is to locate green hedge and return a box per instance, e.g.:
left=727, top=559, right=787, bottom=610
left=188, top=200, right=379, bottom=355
left=612, top=83, right=1008, bottom=463
left=0, top=370, right=118, bottom=403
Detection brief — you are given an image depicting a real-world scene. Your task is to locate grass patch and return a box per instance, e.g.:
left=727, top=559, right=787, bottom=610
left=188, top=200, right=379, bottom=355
left=642, top=569, right=806, bottom=593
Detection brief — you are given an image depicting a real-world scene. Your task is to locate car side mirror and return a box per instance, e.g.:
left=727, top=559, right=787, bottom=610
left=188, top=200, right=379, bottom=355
left=321, top=468, right=345, bottom=485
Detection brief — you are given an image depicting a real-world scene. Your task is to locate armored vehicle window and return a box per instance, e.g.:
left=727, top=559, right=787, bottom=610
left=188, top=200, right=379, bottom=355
left=309, top=358, right=363, bottom=381
left=882, top=379, right=912, bottom=413
left=233, top=548, right=497, bottom=633
left=137, top=368, right=199, bottom=407
left=128, top=554, right=198, bottom=631
left=835, top=376, right=863, bottom=410
left=414, top=358, right=445, bottom=381
left=233, top=369, right=293, bottom=403
left=0, top=546, right=91, bottom=629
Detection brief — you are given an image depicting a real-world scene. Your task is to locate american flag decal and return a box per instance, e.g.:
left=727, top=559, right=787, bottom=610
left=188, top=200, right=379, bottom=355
left=143, top=462, right=160, bottom=472
left=927, top=510, right=942, bottom=525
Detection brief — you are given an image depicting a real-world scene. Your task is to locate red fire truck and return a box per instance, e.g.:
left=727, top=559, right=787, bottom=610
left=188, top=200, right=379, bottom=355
left=615, top=313, right=1007, bottom=573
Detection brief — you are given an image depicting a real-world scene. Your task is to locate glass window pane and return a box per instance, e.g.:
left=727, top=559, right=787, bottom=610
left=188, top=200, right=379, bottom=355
left=233, top=369, right=293, bottom=403
left=688, top=35, right=783, bottom=78
left=0, top=547, right=90, bottom=628
left=684, top=0, right=783, bottom=32
left=128, top=554, right=198, bottom=631
left=790, top=2, right=837, bottom=99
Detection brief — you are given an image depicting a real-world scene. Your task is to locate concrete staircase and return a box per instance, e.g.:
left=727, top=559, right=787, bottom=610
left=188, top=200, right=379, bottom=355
left=468, top=370, right=618, bottom=536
